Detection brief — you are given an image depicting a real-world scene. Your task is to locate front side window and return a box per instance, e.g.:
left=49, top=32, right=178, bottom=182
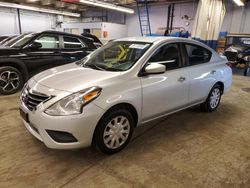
left=63, top=36, right=84, bottom=49
left=185, top=44, right=212, bottom=65
left=34, top=35, right=59, bottom=49
left=148, top=43, right=182, bottom=70
left=78, top=41, right=151, bottom=71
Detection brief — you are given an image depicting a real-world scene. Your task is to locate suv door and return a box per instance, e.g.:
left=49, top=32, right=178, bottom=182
left=140, top=43, right=190, bottom=122
left=23, top=34, right=62, bottom=76
left=182, top=43, right=214, bottom=104
left=60, top=36, right=90, bottom=65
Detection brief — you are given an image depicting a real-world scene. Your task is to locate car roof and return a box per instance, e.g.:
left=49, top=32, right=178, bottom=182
left=41, top=30, right=83, bottom=38
left=115, top=36, right=194, bottom=43
left=115, top=37, right=214, bottom=51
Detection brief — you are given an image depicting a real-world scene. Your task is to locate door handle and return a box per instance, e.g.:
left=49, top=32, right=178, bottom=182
left=178, top=76, right=186, bottom=82
left=210, top=70, right=216, bottom=74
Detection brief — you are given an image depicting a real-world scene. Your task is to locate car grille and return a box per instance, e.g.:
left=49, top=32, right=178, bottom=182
left=21, top=87, right=51, bottom=111
left=224, top=51, right=238, bottom=62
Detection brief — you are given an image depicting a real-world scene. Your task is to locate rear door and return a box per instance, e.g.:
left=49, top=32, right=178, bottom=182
left=141, top=43, right=190, bottom=122
left=59, top=35, right=91, bottom=65
left=182, top=43, right=216, bottom=104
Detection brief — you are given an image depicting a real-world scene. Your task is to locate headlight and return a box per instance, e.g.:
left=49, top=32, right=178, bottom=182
left=45, top=87, right=102, bottom=116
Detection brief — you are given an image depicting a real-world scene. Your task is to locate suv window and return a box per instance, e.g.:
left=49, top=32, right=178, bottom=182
left=63, top=36, right=84, bottom=49
left=148, top=43, right=182, bottom=70
left=35, top=35, right=59, bottom=49
left=185, top=44, right=212, bottom=65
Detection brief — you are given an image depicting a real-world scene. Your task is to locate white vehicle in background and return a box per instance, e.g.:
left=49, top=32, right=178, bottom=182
left=19, top=37, right=232, bottom=154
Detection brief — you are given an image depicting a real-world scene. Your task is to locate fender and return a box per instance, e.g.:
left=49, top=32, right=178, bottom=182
left=0, top=58, right=29, bottom=81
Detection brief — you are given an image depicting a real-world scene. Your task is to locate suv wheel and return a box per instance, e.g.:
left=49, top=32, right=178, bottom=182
left=0, top=66, right=24, bottom=95
left=93, top=108, right=134, bottom=154
left=202, top=84, right=222, bottom=112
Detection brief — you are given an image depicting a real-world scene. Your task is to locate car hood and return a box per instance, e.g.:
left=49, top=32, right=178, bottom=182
left=33, top=63, right=121, bottom=93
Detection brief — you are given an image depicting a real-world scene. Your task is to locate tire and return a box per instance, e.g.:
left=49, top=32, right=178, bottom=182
left=93, top=108, right=135, bottom=154
left=0, top=66, right=24, bottom=95
left=201, top=84, right=222, bottom=112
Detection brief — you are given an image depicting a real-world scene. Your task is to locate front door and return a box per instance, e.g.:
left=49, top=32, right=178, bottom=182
left=23, top=34, right=63, bottom=76
left=141, top=43, right=190, bottom=122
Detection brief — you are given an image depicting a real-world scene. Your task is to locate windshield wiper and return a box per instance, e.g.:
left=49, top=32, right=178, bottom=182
left=83, top=64, right=105, bottom=71
left=79, top=62, right=122, bottom=72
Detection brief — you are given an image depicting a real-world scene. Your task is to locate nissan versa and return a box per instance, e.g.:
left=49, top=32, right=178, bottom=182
left=19, top=37, right=232, bottom=154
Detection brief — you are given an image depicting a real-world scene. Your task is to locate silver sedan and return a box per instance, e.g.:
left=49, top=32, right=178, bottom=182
left=19, top=37, right=232, bottom=154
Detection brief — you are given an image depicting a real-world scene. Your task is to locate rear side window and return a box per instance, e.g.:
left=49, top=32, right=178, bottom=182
left=63, top=36, right=84, bottom=49
left=148, top=43, right=182, bottom=70
left=35, top=35, right=59, bottom=49
left=185, top=44, right=212, bottom=65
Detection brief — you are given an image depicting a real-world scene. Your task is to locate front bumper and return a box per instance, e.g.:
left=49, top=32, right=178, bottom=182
left=19, top=80, right=105, bottom=149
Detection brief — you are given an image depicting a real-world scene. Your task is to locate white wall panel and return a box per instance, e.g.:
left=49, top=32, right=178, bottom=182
left=0, top=7, right=57, bottom=35
left=20, top=10, right=56, bottom=33
left=102, top=22, right=127, bottom=39
left=0, top=7, right=19, bottom=35
left=221, top=1, right=250, bottom=34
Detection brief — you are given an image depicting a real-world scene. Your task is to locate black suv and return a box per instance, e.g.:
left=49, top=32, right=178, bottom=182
left=0, top=31, right=97, bottom=95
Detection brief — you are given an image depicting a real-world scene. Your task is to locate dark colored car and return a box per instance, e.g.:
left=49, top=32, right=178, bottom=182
left=224, top=35, right=250, bottom=76
left=0, top=30, right=97, bottom=95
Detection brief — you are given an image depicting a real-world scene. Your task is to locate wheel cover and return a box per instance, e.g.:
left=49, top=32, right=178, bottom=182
left=103, top=116, right=130, bottom=149
left=210, top=88, right=221, bottom=109
left=0, top=71, right=20, bottom=92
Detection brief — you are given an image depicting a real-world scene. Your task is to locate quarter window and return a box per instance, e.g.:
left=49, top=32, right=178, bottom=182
left=185, top=44, right=212, bottom=65
left=35, top=35, right=59, bottom=49
left=63, top=36, right=84, bottom=49
left=148, top=43, right=182, bottom=70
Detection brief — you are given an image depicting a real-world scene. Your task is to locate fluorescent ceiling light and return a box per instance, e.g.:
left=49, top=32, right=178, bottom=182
left=78, top=0, right=134, bottom=14
left=232, top=0, right=244, bottom=6
left=0, top=2, right=80, bottom=17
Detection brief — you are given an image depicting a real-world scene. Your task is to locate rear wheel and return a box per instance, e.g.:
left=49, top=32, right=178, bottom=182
left=201, top=84, right=222, bottom=112
left=93, top=108, right=134, bottom=154
left=0, top=66, right=24, bottom=95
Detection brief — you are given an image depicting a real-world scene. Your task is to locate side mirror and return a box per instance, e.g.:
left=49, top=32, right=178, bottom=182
left=144, top=63, right=166, bottom=74
left=28, top=42, right=42, bottom=50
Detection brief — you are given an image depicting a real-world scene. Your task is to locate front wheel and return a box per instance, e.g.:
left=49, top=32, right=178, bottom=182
left=201, top=84, right=222, bottom=112
left=0, top=66, right=24, bottom=95
left=93, top=108, right=134, bottom=154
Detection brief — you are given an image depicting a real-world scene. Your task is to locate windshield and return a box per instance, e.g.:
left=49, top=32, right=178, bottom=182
left=6, top=33, right=36, bottom=48
left=78, top=41, right=151, bottom=71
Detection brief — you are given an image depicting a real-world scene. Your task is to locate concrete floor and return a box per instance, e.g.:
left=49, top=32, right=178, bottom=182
left=0, top=75, right=250, bottom=188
